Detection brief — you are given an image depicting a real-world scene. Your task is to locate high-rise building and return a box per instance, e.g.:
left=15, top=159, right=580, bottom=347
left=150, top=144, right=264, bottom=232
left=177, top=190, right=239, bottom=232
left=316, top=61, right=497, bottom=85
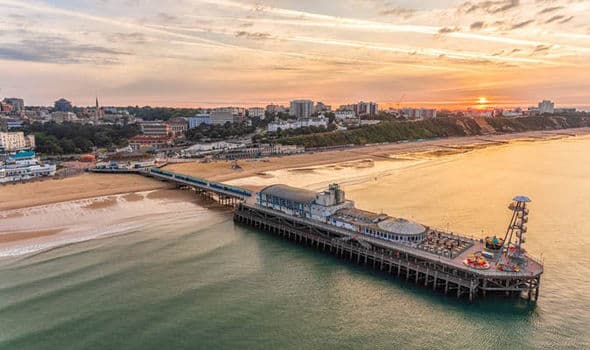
left=54, top=98, right=73, bottom=112
left=357, top=101, right=378, bottom=117
left=0, top=131, right=35, bottom=152
left=290, top=100, right=314, bottom=118
left=538, top=100, right=555, bottom=114
left=248, top=107, right=265, bottom=119
left=3, top=98, right=24, bottom=112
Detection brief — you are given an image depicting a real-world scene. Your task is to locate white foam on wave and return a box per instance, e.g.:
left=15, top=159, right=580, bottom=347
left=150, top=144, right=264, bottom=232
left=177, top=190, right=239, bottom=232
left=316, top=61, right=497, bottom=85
left=0, top=190, right=216, bottom=257
left=0, top=222, right=145, bottom=257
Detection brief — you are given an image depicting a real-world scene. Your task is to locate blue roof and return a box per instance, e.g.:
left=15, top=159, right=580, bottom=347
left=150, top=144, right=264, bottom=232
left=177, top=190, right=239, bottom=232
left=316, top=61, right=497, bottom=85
left=10, top=151, right=36, bottom=159
left=513, top=195, right=531, bottom=203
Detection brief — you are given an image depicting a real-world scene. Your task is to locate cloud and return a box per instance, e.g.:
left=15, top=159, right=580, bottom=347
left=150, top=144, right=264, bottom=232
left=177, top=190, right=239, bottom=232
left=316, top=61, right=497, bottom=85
left=538, top=6, right=563, bottom=14
left=510, top=19, right=534, bottom=29
left=470, top=21, right=485, bottom=30
left=106, top=32, right=147, bottom=44
left=559, top=16, right=574, bottom=24
left=235, top=31, right=272, bottom=40
left=462, top=0, right=520, bottom=14
left=157, top=12, right=177, bottom=22
left=544, top=15, right=565, bottom=24
left=379, top=8, right=416, bottom=19
left=438, top=27, right=461, bottom=34
left=0, top=35, right=128, bottom=64
left=533, top=45, right=551, bottom=54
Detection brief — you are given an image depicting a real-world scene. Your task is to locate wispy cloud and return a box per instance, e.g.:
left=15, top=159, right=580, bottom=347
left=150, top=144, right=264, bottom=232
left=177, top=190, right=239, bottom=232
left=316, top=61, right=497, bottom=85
left=461, top=0, right=520, bottom=14
left=235, top=31, right=272, bottom=40
left=538, top=6, right=563, bottom=14
left=0, top=35, right=127, bottom=64
left=510, top=19, right=535, bottom=29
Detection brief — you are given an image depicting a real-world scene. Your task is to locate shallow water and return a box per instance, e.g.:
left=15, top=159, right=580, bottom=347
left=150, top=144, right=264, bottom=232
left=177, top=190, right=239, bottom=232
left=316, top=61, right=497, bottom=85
left=1, top=136, right=590, bottom=349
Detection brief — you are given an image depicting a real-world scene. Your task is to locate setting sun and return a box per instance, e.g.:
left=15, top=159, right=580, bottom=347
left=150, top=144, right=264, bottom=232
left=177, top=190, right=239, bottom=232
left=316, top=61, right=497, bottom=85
left=477, top=97, right=489, bottom=105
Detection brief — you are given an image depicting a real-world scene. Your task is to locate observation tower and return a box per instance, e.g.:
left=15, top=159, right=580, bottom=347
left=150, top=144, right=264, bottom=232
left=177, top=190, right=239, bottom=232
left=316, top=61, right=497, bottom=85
left=496, top=196, right=531, bottom=272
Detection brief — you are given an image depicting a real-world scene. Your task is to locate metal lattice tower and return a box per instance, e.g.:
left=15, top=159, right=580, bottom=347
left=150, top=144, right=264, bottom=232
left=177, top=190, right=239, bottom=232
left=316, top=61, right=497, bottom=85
left=497, top=196, right=531, bottom=267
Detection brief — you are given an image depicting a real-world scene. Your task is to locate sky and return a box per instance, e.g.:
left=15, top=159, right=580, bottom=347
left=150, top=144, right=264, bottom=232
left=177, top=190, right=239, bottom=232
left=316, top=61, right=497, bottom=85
left=0, top=0, right=589, bottom=109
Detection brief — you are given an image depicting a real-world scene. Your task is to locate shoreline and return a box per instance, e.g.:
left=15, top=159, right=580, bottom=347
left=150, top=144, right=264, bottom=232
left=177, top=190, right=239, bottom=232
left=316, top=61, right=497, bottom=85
left=1, top=127, right=590, bottom=212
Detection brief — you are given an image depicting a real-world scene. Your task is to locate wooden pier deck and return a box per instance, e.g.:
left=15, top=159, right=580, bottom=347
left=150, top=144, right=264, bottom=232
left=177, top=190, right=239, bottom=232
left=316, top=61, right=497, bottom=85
left=234, top=201, right=542, bottom=302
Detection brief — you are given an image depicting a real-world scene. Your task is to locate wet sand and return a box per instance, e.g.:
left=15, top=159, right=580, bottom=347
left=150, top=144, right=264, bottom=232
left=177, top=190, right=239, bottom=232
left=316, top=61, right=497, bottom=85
left=0, top=173, right=171, bottom=211
left=0, top=229, right=64, bottom=244
left=1, top=128, right=589, bottom=212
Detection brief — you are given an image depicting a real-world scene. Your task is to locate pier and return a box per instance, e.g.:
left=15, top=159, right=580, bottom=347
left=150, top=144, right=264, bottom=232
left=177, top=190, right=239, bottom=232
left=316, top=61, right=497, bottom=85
left=93, top=166, right=543, bottom=302
left=90, top=166, right=252, bottom=205
left=234, top=201, right=542, bottom=302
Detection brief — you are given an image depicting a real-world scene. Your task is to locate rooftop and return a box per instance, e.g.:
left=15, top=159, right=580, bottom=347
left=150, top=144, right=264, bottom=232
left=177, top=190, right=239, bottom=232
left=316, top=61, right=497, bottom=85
left=260, top=184, right=317, bottom=204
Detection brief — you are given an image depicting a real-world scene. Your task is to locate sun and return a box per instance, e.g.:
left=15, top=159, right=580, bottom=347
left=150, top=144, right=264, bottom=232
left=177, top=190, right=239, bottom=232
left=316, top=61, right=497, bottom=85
left=477, top=97, right=489, bottom=105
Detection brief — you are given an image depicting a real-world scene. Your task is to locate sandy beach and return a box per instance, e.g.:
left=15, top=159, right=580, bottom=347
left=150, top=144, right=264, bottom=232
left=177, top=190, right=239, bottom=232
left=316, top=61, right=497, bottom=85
left=0, top=173, right=172, bottom=211
left=164, top=128, right=590, bottom=183
left=1, top=128, right=589, bottom=212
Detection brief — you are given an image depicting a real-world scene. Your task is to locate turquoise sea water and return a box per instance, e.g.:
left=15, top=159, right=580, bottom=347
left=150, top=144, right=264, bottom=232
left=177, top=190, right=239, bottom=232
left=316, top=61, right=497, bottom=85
left=1, top=136, right=590, bottom=349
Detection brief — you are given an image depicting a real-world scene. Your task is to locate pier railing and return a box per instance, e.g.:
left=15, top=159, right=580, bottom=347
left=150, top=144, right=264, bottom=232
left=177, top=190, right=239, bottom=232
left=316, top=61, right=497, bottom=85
left=145, top=167, right=252, bottom=199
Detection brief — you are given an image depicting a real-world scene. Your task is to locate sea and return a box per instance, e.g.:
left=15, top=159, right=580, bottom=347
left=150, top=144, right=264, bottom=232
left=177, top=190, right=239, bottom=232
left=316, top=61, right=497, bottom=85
left=0, top=135, right=589, bottom=349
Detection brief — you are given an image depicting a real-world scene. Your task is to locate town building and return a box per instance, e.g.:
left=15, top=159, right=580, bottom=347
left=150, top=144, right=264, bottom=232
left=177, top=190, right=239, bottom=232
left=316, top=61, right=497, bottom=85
left=139, top=121, right=171, bottom=137
left=357, top=101, right=378, bottom=117
left=181, top=141, right=245, bottom=157
left=167, top=118, right=188, bottom=137
left=3, top=98, right=24, bottom=112
left=501, top=109, right=523, bottom=117
left=555, top=108, right=577, bottom=114
left=211, top=110, right=235, bottom=125
left=54, top=98, right=73, bottom=112
left=0, top=131, right=35, bottom=152
left=0, top=101, right=13, bottom=113
left=211, top=107, right=246, bottom=124
left=266, top=104, right=286, bottom=115
left=402, top=108, right=437, bottom=119
left=189, top=114, right=212, bottom=128
left=128, top=135, right=173, bottom=150
left=0, top=151, right=56, bottom=184
left=0, top=118, right=25, bottom=130
left=538, top=100, right=555, bottom=114
left=335, top=110, right=357, bottom=121
left=339, top=104, right=357, bottom=112
left=248, top=107, right=265, bottom=119
left=289, top=100, right=314, bottom=118
left=267, top=115, right=328, bottom=132
left=315, top=102, right=331, bottom=114
left=217, top=144, right=305, bottom=160
left=50, top=111, right=78, bottom=123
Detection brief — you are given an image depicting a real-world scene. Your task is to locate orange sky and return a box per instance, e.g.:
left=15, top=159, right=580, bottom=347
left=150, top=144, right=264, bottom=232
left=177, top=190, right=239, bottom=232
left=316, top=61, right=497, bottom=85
left=0, top=0, right=589, bottom=110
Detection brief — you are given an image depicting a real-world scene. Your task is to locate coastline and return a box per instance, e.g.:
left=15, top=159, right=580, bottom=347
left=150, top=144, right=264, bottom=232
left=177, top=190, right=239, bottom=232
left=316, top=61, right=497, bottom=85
left=1, top=127, right=589, bottom=212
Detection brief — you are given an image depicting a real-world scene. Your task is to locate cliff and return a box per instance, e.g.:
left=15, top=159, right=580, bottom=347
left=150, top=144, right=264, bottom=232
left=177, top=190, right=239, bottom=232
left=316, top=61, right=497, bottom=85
left=276, top=115, right=590, bottom=148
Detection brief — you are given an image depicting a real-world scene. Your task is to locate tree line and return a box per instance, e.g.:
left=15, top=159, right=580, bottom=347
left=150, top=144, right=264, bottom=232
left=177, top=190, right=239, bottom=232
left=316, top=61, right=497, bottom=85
left=274, top=115, right=590, bottom=148
left=24, top=121, right=140, bottom=155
